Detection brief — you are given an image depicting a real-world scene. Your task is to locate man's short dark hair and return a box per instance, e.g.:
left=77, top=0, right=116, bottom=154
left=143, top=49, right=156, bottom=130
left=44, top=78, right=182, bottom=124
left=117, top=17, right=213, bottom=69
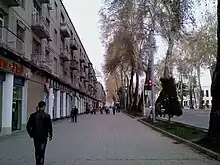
left=38, top=101, right=46, bottom=108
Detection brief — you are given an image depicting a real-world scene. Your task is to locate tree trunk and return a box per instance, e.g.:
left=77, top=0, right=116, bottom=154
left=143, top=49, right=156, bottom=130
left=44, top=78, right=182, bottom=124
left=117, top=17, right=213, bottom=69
left=180, top=73, right=184, bottom=108
left=164, top=34, right=174, bottom=78
left=138, top=71, right=148, bottom=112
left=189, top=72, right=194, bottom=109
left=197, top=66, right=203, bottom=109
left=133, top=73, right=139, bottom=109
left=128, top=68, right=134, bottom=111
left=193, top=87, right=197, bottom=109
left=208, top=0, right=220, bottom=141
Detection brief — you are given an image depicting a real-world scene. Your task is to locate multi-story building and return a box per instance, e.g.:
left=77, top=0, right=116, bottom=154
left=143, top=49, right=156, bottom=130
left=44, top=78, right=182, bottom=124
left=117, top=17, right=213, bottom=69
left=0, top=0, right=99, bottom=136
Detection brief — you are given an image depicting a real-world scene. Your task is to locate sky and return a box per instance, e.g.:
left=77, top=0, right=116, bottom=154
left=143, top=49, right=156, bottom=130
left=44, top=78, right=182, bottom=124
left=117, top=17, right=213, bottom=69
left=63, top=0, right=216, bottom=88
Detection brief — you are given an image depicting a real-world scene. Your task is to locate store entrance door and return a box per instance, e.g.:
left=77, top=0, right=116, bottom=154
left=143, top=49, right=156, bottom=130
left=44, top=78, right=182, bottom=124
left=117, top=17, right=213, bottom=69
left=12, top=85, right=23, bottom=131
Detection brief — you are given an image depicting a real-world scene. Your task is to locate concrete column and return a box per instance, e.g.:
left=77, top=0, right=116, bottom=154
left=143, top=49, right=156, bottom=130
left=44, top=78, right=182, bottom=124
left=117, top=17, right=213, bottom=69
left=48, top=88, right=53, bottom=118
left=21, top=80, right=28, bottom=130
left=82, top=99, right=85, bottom=113
left=56, top=90, right=60, bottom=119
left=62, top=92, right=65, bottom=117
left=2, top=74, right=14, bottom=134
left=80, top=98, right=82, bottom=114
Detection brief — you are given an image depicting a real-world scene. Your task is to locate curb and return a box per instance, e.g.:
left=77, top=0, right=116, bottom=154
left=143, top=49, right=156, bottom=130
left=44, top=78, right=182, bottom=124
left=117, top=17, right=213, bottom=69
left=122, top=112, right=136, bottom=118
left=137, top=119, right=220, bottom=161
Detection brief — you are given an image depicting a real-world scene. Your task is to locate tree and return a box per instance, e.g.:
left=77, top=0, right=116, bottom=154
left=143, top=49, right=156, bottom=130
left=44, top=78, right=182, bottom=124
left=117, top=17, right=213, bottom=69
left=100, top=0, right=151, bottom=112
left=206, top=0, right=220, bottom=142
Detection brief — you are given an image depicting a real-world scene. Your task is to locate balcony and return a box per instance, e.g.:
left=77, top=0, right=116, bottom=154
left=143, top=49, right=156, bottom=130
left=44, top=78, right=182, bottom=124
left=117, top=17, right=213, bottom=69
left=70, top=60, right=78, bottom=70
left=60, top=23, right=70, bottom=38
left=32, top=14, right=50, bottom=39
left=0, top=27, right=24, bottom=56
left=70, top=39, right=78, bottom=50
left=60, top=48, right=70, bottom=61
left=3, top=0, right=21, bottom=6
left=80, top=72, right=86, bottom=79
left=38, top=0, right=50, bottom=3
left=31, top=53, right=52, bottom=72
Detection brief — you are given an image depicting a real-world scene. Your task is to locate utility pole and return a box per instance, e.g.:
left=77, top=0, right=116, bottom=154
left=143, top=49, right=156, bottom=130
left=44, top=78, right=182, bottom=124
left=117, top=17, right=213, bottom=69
left=143, top=85, right=146, bottom=116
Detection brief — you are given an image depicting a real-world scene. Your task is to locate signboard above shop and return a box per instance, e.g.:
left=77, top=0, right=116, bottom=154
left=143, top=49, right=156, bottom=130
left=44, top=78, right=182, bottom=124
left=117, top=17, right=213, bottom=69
left=0, top=56, right=25, bottom=75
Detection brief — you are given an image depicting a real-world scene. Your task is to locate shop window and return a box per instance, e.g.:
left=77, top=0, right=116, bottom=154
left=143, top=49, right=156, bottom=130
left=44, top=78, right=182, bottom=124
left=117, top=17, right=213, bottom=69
left=53, top=89, right=57, bottom=119
left=60, top=92, right=63, bottom=117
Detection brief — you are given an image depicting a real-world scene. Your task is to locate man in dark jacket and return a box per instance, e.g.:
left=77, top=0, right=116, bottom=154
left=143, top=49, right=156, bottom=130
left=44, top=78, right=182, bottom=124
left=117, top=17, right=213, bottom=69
left=26, top=101, right=53, bottom=165
left=71, top=106, right=78, bottom=123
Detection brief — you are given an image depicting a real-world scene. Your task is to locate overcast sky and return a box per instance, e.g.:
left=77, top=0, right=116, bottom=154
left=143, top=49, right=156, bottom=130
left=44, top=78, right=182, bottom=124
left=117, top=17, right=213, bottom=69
left=62, top=0, right=216, bottom=87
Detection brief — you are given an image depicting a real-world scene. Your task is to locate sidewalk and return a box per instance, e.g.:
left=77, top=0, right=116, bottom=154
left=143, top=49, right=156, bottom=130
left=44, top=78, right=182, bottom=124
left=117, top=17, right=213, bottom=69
left=0, top=113, right=219, bottom=165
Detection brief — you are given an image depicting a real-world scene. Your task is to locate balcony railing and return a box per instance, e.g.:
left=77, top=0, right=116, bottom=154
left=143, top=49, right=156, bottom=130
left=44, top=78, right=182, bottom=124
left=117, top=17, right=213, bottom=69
left=3, top=0, right=21, bottom=6
left=0, top=27, right=24, bottom=55
left=60, top=48, right=70, bottom=61
left=60, top=23, right=70, bottom=38
left=32, top=13, right=50, bottom=38
left=31, top=53, right=52, bottom=72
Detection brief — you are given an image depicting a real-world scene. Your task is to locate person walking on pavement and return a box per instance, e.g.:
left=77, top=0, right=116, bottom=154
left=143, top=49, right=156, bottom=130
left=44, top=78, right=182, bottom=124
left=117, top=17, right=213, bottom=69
left=71, top=106, right=78, bottom=123
left=26, top=101, right=53, bottom=165
left=113, top=106, right=116, bottom=115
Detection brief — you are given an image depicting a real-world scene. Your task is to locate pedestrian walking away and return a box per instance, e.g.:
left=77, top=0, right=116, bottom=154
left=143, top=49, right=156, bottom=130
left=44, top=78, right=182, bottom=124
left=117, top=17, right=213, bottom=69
left=26, top=101, right=53, bottom=165
left=113, top=106, right=116, bottom=115
left=71, top=106, right=78, bottom=122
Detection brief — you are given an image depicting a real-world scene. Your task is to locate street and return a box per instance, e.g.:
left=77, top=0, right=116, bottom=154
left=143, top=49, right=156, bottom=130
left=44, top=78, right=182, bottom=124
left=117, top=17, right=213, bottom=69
left=0, top=113, right=218, bottom=165
left=171, top=109, right=210, bottom=129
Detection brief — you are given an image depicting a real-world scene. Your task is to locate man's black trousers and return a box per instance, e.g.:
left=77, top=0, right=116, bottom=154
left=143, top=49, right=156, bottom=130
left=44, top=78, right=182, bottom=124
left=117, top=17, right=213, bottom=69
left=34, top=139, right=47, bottom=165
left=72, top=114, right=77, bottom=122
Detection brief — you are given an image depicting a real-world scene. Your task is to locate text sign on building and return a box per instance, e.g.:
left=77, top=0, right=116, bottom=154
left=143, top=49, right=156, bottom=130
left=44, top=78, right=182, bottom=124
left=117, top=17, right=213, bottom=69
left=0, top=57, right=24, bottom=74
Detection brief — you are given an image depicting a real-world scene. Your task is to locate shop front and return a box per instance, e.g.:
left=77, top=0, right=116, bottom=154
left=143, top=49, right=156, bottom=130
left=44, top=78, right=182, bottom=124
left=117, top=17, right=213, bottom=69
left=0, top=56, right=27, bottom=135
left=0, top=72, right=5, bottom=133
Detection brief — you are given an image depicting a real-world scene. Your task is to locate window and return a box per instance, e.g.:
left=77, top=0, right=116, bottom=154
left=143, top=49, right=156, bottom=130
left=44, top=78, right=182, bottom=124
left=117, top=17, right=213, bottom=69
left=17, top=24, right=25, bottom=41
left=45, top=50, right=50, bottom=62
left=61, top=12, right=64, bottom=23
left=32, top=38, right=41, bottom=54
left=54, top=29, right=57, bottom=45
left=21, top=0, right=25, bottom=9
left=55, top=2, right=58, bottom=19
left=54, top=57, right=58, bottom=74
left=16, top=24, right=25, bottom=52
left=201, top=90, right=204, bottom=97
left=61, top=62, right=65, bottom=74
left=46, top=18, right=50, bottom=30
left=206, top=100, right=209, bottom=105
left=206, top=90, right=209, bottom=97
left=71, top=73, right=73, bottom=83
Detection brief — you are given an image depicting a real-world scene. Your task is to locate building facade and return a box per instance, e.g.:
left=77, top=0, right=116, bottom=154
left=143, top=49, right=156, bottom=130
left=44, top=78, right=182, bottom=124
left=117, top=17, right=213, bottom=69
left=183, top=85, right=212, bottom=109
left=0, top=0, right=98, bottom=135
